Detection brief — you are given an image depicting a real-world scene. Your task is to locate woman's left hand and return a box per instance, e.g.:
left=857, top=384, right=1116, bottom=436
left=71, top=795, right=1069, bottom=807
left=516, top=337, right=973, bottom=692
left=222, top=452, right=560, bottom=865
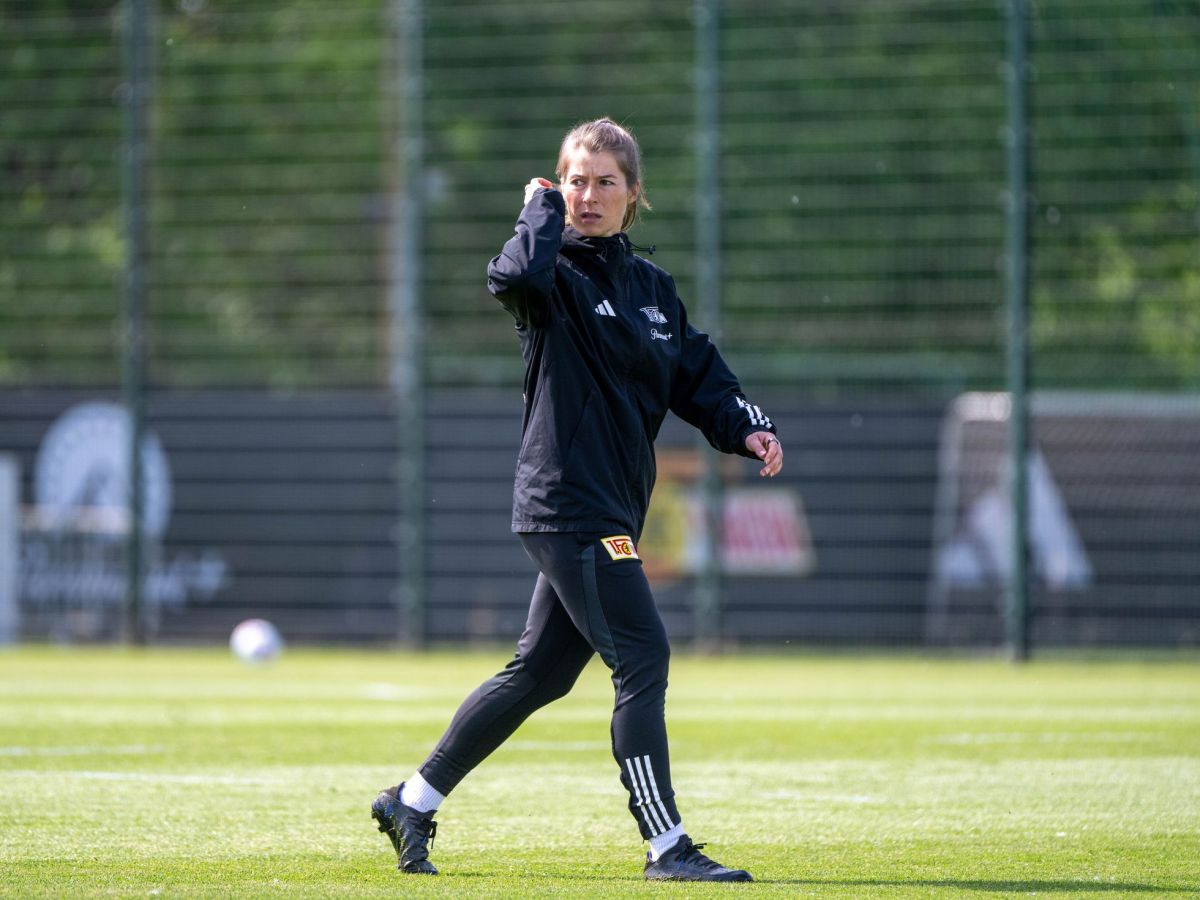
left=745, top=431, right=783, bottom=477
left=524, top=177, right=555, bottom=206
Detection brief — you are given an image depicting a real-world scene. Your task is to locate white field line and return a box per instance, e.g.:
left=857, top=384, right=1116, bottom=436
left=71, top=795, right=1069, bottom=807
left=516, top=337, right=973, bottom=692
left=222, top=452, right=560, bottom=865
left=927, top=731, right=1155, bottom=745
left=0, top=744, right=164, bottom=757
left=362, top=683, right=439, bottom=701
left=504, top=740, right=610, bottom=751
left=3, top=769, right=271, bottom=785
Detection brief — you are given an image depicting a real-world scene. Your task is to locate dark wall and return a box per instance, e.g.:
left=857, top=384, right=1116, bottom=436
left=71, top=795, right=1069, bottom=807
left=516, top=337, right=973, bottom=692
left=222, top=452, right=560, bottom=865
left=3, top=391, right=400, bottom=642
left=4, top=390, right=1197, bottom=647
left=421, top=393, right=945, bottom=646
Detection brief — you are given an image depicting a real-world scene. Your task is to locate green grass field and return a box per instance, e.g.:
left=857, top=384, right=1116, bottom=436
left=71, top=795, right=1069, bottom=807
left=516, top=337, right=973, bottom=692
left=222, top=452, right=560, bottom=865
left=2, top=647, right=1198, bottom=898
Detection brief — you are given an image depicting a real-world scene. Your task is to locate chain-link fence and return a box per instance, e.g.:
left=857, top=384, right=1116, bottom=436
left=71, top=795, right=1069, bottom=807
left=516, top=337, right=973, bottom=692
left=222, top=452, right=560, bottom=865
left=2, top=1, right=1198, bottom=648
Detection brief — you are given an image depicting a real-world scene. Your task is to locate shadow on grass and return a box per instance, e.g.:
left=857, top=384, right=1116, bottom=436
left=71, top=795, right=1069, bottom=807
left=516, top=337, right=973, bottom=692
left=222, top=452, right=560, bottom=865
left=758, top=879, right=1197, bottom=894
left=416, top=870, right=1198, bottom=893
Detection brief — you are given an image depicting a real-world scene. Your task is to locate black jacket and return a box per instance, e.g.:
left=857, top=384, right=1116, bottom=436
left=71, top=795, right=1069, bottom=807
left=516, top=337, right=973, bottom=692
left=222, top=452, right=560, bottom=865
left=487, top=188, right=777, bottom=539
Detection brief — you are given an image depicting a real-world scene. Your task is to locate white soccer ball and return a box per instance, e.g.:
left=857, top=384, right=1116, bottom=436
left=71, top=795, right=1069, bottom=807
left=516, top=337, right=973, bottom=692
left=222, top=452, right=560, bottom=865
left=229, top=618, right=284, bottom=664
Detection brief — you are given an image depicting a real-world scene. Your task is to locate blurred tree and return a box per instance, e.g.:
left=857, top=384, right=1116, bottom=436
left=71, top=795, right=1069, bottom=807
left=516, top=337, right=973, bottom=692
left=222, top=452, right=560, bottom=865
left=148, top=0, right=387, bottom=387
left=1031, top=0, right=1200, bottom=389
left=1, top=0, right=1197, bottom=390
left=0, top=1, right=124, bottom=383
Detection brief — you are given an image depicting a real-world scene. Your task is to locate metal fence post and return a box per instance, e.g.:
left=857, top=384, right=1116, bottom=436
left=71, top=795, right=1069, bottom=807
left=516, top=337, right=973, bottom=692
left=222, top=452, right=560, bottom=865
left=0, top=456, right=18, bottom=645
left=1151, top=0, right=1200, bottom=236
left=693, top=0, right=723, bottom=649
left=121, top=0, right=151, bottom=645
left=389, top=0, right=427, bottom=647
left=1005, top=0, right=1033, bottom=661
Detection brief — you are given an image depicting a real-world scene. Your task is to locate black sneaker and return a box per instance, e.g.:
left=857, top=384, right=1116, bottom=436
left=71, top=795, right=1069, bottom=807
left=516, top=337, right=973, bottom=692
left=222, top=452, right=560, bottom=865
left=643, top=836, right=752, bottom=882
left=371, top=783, right=439, bottom=874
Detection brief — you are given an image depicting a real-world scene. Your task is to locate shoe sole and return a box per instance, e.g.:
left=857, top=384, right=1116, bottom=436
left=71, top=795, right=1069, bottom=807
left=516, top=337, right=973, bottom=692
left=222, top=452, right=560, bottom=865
left=645, top=868, right=753, bottom=882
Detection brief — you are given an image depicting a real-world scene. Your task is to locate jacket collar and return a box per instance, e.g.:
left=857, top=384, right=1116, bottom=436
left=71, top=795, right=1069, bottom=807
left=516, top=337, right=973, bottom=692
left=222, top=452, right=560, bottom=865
left=566, top=226, right=633, bottom=255
left=563, top=227, right=631, bottom=269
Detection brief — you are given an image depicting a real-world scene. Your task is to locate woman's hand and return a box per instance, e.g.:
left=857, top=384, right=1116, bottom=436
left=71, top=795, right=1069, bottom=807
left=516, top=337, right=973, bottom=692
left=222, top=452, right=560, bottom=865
left=524, top=177, right=555, bottom=205
left=745, top=431, right=783, bottom=477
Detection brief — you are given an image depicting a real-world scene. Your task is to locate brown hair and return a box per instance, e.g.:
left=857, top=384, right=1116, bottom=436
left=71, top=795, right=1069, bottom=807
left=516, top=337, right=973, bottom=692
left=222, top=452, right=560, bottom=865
left=555, top=117, right=652, bottom=232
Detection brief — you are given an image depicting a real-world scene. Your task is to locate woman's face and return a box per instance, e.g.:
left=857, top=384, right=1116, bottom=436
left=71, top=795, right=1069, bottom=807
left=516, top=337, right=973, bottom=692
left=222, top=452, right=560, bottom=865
left=560, top=146, right=638, bottom=238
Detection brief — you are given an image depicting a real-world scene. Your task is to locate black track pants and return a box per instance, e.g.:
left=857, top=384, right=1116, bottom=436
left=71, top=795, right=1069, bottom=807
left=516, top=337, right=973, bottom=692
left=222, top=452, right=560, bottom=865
left=419, top=531, right=680, bottom=840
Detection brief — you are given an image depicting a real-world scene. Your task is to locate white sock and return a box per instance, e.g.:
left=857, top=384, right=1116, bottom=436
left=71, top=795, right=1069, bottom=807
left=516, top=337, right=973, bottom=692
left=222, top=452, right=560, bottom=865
left=647, top=823, right=686, bottom=861
left=400, top=772, right=445, bottom=813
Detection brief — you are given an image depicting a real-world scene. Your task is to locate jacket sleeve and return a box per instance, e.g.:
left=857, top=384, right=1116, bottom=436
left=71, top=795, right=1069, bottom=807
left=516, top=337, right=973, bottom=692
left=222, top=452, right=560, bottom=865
left=486, top=188, right=566, bottom=326
left=669, top=294, right=777, bottom=460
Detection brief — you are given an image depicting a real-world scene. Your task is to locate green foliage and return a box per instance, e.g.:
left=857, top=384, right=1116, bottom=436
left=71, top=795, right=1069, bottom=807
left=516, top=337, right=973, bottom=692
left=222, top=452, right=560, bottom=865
left=1030, top=0, right=1200, bottom=389
left=2, top=648, right=1199, bottom=897
left=1, top=1, right=1198, bottom=390
left=0, top=3, right=124, bottom=384
left=147, top=0, right=387, bottom=388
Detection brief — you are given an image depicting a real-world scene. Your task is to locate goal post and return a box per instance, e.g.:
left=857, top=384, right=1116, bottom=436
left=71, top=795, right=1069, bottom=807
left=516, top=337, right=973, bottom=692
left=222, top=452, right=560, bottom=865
left=0, top=454, right=17, bottom=644
left=927, top=391, right=1200, bottom=648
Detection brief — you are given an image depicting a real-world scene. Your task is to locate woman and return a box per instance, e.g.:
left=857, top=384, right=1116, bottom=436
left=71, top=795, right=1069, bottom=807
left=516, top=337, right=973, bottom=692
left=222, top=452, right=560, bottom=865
left=372, top=117, right=782, bottom=882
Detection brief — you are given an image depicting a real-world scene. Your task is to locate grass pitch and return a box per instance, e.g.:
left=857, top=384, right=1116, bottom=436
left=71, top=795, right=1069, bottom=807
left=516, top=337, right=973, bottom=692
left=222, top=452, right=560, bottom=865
left=1, top=647, right=1198, bottom=898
